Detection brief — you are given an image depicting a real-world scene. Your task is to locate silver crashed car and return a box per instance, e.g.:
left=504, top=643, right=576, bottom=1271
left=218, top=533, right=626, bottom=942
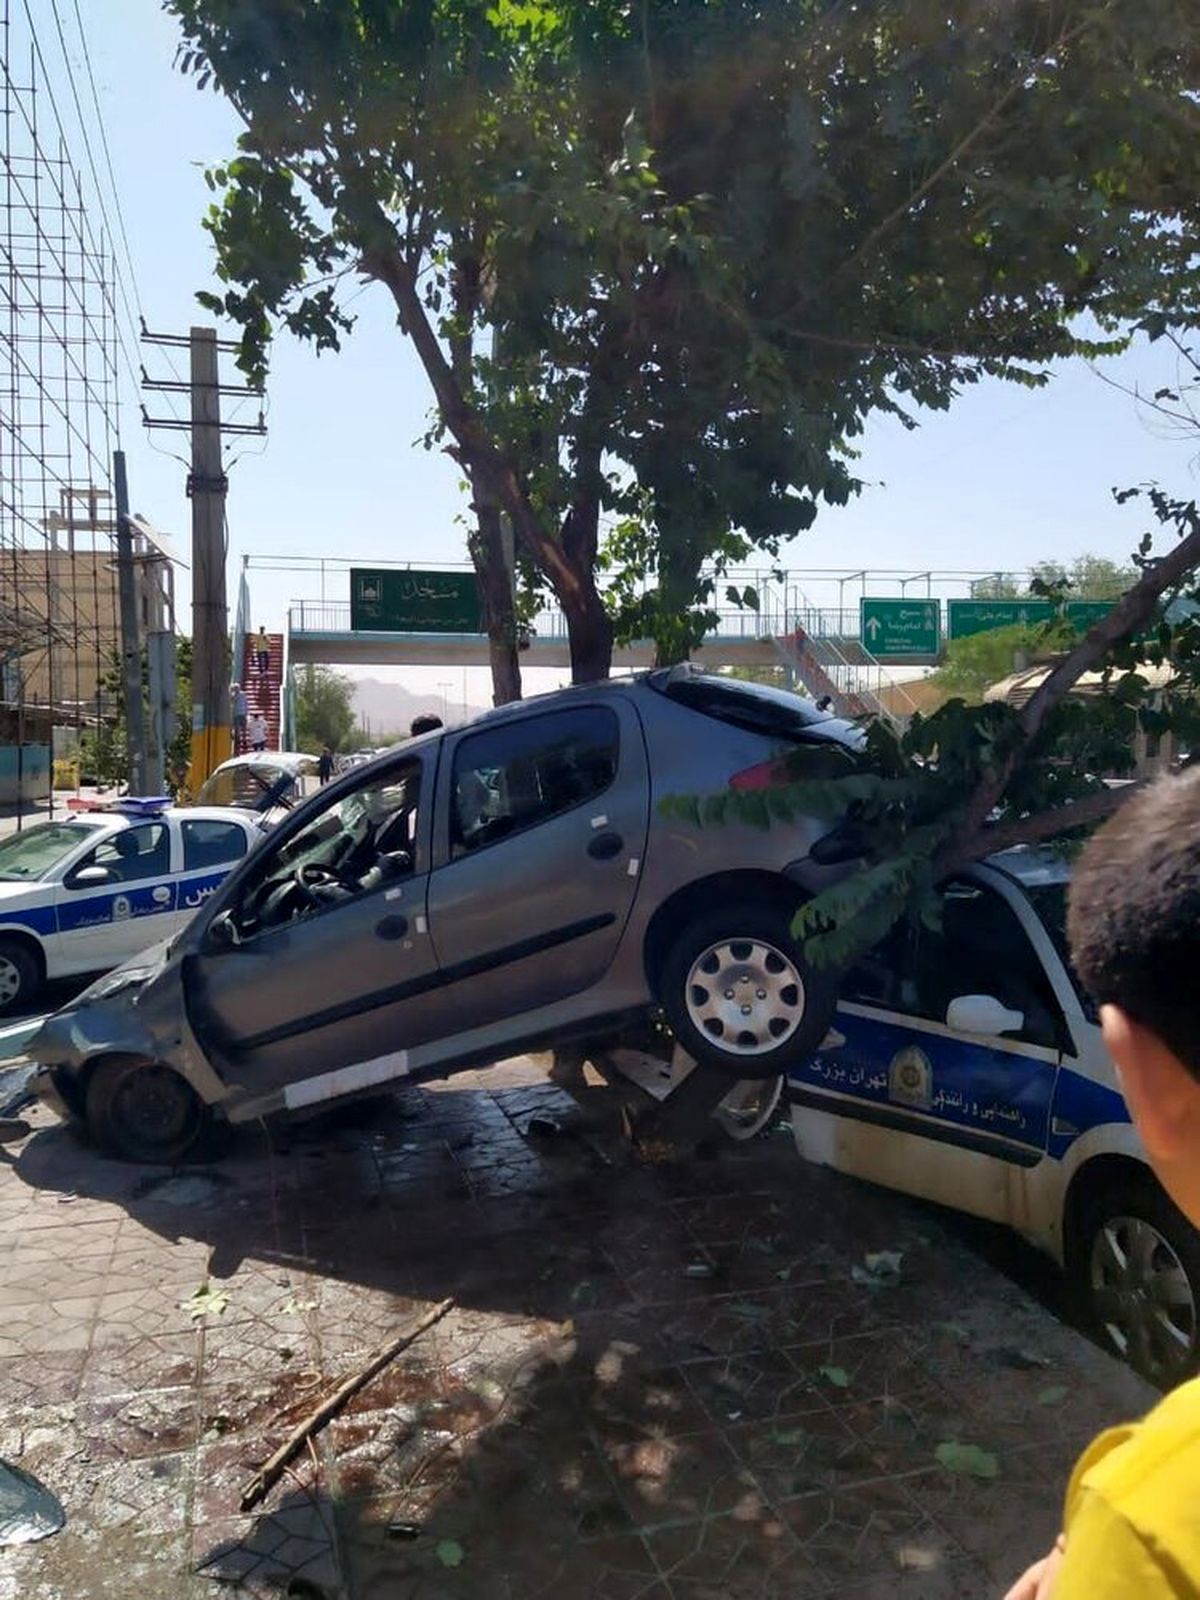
left=25, top=668, right=865, bottom=1161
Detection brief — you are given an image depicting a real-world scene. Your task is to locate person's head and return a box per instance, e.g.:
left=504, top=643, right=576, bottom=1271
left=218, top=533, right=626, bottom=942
left=231, top=681, right=240, bottom=693
left=410, top=713, right=443, bottom=737
left=1068, top=768, right=1200, bottom=1225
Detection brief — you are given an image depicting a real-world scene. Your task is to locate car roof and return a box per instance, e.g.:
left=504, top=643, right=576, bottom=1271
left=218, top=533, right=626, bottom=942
left=207, top=751, right=318, bottom=776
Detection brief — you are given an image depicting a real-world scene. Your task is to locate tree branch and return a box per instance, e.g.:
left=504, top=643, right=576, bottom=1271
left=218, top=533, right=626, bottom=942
left=939, top=782, right=1143, bottom=873
left=935, top=509, right=1200, bottom=871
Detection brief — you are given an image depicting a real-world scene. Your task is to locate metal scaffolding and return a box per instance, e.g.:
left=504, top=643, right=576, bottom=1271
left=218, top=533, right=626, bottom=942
left=0, top=0, right=127, bottom=815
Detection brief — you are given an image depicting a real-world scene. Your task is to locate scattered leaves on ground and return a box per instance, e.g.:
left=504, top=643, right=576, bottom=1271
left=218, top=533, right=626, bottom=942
left=182, top=1283, right=230, bottom=1320
left=819, top=1364, right=850, bottom=1389
left=935, top=1441, right=1000, bottom=1479
left=851, top=1249, right=904, bottom=1288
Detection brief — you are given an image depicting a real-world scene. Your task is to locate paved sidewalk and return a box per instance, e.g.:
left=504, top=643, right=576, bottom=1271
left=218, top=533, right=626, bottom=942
left=0, top=1059, right=1151, bottom=1598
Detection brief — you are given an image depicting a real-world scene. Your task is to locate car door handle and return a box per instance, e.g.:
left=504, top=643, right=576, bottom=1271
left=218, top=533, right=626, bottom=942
left=587, top=831, right=624, bottom=861
left=375, top=914, right=408, bottom=940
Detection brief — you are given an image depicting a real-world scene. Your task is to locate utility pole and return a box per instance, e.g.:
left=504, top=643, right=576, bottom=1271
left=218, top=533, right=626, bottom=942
left=113, top=450, right=147, bottom=793
left=141, top=322, right=265, bottom=792
left=188, top=328, right=228, bottom=786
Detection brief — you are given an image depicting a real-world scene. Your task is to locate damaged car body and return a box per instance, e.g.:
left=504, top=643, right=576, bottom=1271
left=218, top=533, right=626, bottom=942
left=24, top=669, right=865, bottom=1162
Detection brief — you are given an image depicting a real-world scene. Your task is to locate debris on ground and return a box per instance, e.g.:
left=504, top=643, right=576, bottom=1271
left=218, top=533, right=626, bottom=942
left=0, top=1460, right=65, bottom=1547
left=240, top=1297, right=455, bottom=1510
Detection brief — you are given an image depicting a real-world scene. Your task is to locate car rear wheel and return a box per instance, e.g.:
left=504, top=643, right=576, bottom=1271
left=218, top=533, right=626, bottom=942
left=1073, top=1171, right=1200, bottom=1387
left=658, top=903, right=837, bottom=1081
left=0, top=938, right=40, bottom=1017
left=86, top=1056, right=210, bottom=1164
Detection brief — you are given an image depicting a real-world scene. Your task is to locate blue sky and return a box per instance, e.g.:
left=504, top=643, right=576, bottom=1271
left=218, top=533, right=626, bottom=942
left=53, top=2, right=1200, bottom=695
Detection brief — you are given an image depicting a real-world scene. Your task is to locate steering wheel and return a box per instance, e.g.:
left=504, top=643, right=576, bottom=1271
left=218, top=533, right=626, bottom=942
left=292, top=862, right=350, bottom=905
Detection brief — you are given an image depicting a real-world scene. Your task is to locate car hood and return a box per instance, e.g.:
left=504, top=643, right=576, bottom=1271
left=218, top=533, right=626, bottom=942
left=0, top=879, right=43, bottom=909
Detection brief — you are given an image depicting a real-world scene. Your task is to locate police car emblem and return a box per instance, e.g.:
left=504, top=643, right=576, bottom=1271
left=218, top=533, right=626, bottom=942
left=112, top=894, right=131, bottom=921
left=888, top=1046, right=932, bottom=1111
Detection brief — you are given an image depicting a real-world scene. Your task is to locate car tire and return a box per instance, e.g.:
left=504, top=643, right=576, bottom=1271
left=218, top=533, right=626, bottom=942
left=1072, top=1169, right=1200, bottom=1388
left=658, top=902, right=838, bottom=1081
left=0, top=938, right=40, bottom=1017
left=713, top=1074, right=786, bottom=1142
left=86, top=1055, right=210, bottom=1164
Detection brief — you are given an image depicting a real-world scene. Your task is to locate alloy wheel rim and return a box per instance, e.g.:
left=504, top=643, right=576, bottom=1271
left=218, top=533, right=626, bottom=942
left=0, top=956, right=21, bottom=1006
left=685, top=938, right=805, bottom=1057
left=1090, top=1213, right=1197, bottom=1385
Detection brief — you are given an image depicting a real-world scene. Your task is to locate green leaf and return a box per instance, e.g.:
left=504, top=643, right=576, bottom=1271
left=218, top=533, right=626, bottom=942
left=436, top=1539, right=466, bottom=1569
left=818, top=1364, right=850, bottom=1388
left=183, top=1283, right=230, bottom=1320
left=935, top=1442, right=999, bottom=1479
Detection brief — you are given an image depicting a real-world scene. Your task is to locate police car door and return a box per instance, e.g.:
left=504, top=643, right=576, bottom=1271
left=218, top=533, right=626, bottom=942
left=173, top=816, right=253, bottom=934
left=55, top=820, right=177, bottom=970
left=789, top=874, right=1068, bottom=1230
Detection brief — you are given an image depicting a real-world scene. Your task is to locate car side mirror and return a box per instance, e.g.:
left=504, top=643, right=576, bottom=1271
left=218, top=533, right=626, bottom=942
left=71, top=864, right=113, bottom=888
left=206, top=910, right=241, bottom=951
left=946, top=994, right=1025, bottom=1038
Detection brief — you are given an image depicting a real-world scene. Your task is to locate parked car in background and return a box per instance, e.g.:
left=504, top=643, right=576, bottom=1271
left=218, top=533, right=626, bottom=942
left=26, top=668, right=866, bottom=1162
left=193, top=752, right=322, bottom=826
left=0, top=799, right=264, bottom=1014
left=788, top=847, right=1200, bottom=1387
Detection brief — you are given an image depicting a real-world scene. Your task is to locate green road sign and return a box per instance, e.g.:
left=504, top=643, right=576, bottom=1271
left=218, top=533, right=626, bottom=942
left=351, top=568, right=483, bottom=634
left=948, top=597, right=1116, bottom=641
left=860, top=597, right=940, bottom=659
left=948, top=598, right=1053, bottom=640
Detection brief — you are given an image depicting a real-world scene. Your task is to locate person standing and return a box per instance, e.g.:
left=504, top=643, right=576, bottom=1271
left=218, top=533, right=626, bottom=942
left=318, top=744, right=334, bottom=785
left=231, top=682, right=248, bottom=748
left=1005, top=768, right=1200, bottom=1600
left=255, top=626, right=271, bottom=679
left=247, top=710, right=268, bottom=752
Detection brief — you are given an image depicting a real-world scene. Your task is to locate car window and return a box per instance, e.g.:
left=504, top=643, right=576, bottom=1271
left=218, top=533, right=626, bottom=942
left=73, top=822, right=170, bottom=886
left=232, top=763, right=421, bottom=937
left=1025, top=881, right=1098, bottom=1023
left=197, top=763, right=296, bottom=811
left=0, top=819, right=104, bottom=881
left=649, top=670, right=862, bottom=755
left=844, top=881, right=1066, bottom=1051
left=450, top=707, right=618, bottom=855
left=182, top=819, right=249, bottom=872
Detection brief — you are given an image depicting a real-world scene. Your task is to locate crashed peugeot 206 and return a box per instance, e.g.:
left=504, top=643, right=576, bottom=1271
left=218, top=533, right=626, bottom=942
left=21, top=668, right=867, bottom=1162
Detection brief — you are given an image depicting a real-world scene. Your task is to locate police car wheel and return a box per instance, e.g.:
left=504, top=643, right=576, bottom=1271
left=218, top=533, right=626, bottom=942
left=0, top=939, right=39, bottom=1016
left=1076, top=1173, right=1200, bottom=1388
left=86, top=1056, right=208, bottom=1164
left=659, top=903, right=837, bottom=1081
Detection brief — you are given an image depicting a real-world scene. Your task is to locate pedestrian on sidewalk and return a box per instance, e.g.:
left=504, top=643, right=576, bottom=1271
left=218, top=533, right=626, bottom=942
left=318, top=744, right=334, bottom=785
left=1005, top=767, right=1200, bottom=1600
left=255, top=625, right=271, bottom=679
left=247, top=711, right=268, bottom=753
left=231, top=682, right=247, bottom=746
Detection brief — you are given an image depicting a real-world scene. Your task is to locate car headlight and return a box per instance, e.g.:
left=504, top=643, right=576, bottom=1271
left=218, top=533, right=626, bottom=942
left=76, top=965, right=157, bottom=1004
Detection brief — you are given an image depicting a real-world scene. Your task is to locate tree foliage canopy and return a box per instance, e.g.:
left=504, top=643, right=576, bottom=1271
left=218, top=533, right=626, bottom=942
left=295, top=664, right=357, bottom=753
left=170, top=0, right=1200, bottom=675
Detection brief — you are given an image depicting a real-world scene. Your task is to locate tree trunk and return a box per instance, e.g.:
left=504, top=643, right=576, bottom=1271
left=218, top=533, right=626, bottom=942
left=470, top=492, right=522, bottom=706
left=561, top=581, right=614, bottom=684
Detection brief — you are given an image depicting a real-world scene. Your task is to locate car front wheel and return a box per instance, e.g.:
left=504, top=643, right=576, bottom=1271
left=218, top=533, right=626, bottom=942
left=0, top=938, right=40, bottom=1017
left=658, top=903, right=837, bottom=1081
left=1074, top=1170, right=1200, bottom=1387
left=86, top=1056, right=210, bottom=1164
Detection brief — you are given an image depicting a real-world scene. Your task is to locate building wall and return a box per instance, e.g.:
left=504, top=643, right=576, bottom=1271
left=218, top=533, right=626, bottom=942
left=6, top=549, right=120, bottom=711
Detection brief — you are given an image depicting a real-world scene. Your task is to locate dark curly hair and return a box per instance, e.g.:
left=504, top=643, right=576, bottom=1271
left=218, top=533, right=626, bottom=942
left=1067, top=768, right=1200, bottom=1080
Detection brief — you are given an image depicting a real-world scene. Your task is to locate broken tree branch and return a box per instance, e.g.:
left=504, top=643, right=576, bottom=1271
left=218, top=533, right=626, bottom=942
left=239, top=1297, right=454, bottom=1512
left=938, top=781, right=1144, bottom=874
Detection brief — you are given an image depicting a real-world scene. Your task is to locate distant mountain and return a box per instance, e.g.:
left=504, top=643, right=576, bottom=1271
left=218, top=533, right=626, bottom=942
left=350, top=677, right=487, bottom=742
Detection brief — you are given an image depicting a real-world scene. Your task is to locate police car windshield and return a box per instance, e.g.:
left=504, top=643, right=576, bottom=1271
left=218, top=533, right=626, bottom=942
left=0, top=819, right=104, bottom=881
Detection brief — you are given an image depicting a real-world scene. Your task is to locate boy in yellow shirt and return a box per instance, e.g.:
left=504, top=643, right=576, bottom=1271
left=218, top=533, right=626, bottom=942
left=1005, top=767, right=1200, bottom=1599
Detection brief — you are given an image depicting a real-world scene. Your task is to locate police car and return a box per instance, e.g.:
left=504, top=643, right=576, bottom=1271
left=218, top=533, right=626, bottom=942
left=0, top=798, right=264, bottom=1015
left=789, top=848, right=1200, bottom=1388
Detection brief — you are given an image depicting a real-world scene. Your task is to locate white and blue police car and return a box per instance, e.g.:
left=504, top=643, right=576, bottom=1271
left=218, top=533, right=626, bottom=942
left=0, top=798, right=264, bottom=1016
left=788, top=847, right=1200, bottom=1387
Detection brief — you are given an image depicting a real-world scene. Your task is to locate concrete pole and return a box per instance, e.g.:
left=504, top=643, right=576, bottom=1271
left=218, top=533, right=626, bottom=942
left=113, top=450, right=147, bottom=792
left=189, top=327, right=229, bottom=787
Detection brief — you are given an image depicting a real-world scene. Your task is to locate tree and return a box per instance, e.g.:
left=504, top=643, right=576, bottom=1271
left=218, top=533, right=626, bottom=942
left=1029, top=554, right=1139, bottom=601
left=929, top=622, right=1055, bottom=703
left=295, top=665, right=356, bottom=753
left=171, top=0, right=1200, bottom=683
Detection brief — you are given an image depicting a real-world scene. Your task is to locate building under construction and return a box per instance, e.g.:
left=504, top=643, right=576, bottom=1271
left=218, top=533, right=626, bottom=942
left=0, top=0, right=132, bottom=805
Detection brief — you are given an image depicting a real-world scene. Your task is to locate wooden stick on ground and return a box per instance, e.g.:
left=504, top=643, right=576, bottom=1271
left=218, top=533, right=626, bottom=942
left=240, top=1297, right=455, bottom=1511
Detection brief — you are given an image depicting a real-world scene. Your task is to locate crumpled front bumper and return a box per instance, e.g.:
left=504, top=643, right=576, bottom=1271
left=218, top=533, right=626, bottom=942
left=24, top=1000, right=162, bottom=1119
